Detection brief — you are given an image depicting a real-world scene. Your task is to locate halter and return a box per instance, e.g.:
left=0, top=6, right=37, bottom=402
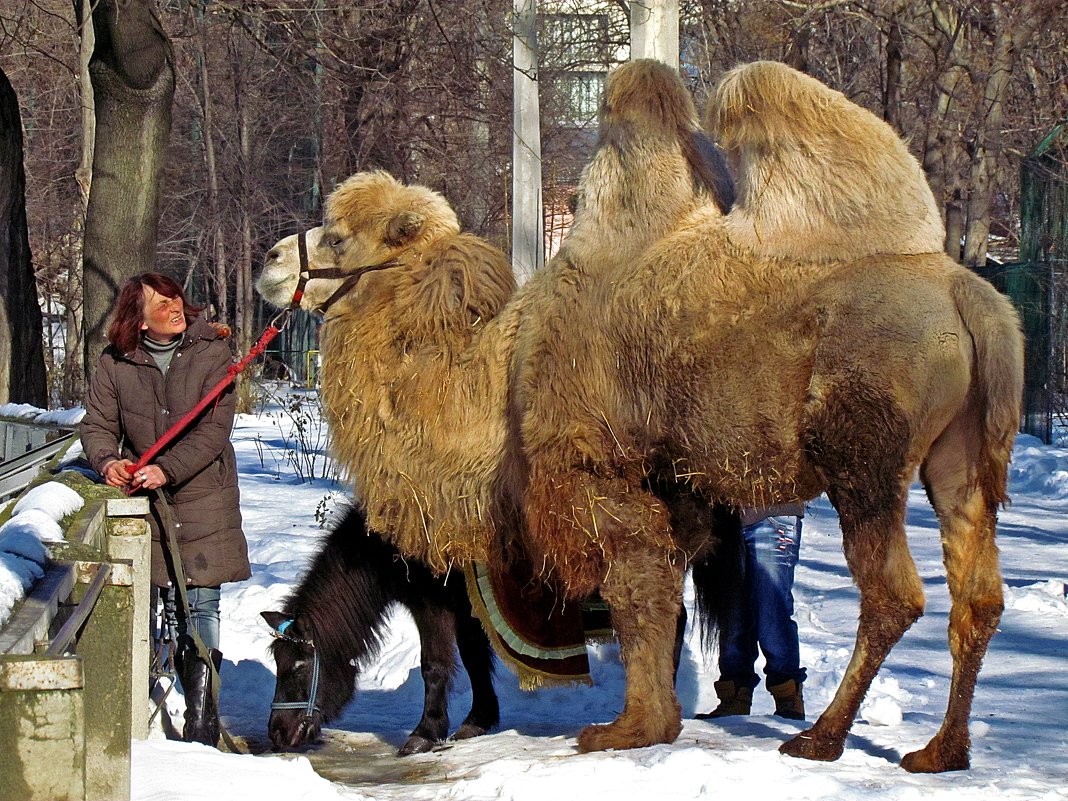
left=268, top=618, right=322, bottom=721
left=290, top=229, right=400, bottom=316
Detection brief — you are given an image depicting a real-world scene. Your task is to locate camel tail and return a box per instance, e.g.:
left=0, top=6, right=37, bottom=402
left=691, top=513, right=743, bottom=655
left=952, top=269, right=1025, bottom=506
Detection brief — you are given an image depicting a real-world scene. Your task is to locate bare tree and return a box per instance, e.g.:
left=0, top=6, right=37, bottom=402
left=81, top=0, right=175, bottom=376
left=0, top=66, right=47, bottom=405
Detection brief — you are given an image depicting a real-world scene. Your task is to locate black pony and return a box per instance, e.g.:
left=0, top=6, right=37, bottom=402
left=261, top=505, right=500, bottom=754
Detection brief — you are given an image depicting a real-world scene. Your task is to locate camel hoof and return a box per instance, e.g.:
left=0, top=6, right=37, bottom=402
left=398, top=734, right=436, bottom=756
left=779, top=729, right=845, bottom=762
left=577, top=718, right=681, bottom=753
left=451, top=723, right=490, bottom=741
left=901, top=742, right=970, bottom=773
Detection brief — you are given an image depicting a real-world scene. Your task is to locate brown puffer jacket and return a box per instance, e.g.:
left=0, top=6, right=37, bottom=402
left=80, top=315, right=251, bottom=588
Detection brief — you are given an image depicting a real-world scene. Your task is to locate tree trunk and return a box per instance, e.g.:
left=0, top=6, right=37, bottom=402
left=882, top=7, right=905, bottom=130
left=196, top=6, right=228, bottom=324
left=0, top=67, right=48, bottom=406
left=961, top=3, right=1039, bottom=269
left=919, top=1, right=965, bottom=256
left=65, top=0, right=95, bottom=404
left=81, top=0, right=174, bottom=378
left=231, top=29, right=254, bottom=412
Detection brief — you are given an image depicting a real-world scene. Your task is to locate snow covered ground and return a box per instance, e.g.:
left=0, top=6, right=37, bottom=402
left=8, top=392, right=1068, bottom=800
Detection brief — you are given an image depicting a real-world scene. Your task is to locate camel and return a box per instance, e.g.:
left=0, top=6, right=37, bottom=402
left=258, top=59, right=1023, bottom=773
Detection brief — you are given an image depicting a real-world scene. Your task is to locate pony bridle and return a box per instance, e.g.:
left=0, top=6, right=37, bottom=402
left=290, top=229, right=399, bottom=316
left=269, top=618, right=322, bottom=727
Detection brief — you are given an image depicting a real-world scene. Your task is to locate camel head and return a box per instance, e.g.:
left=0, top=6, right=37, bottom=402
left=309, top=170, right=515, bottom=329
left=257, top=226, right=328, bottom=311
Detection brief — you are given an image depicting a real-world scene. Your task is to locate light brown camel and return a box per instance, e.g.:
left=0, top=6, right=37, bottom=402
left=258, top=59, right=1023, bottom=773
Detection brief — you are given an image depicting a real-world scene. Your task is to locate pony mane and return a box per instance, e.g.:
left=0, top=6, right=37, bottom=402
left=275, top=509, right=391, bottom=666
left=707, top=60, right=944, bottom=261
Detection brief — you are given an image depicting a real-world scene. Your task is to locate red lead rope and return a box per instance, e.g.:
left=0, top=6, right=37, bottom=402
left=129, top=317, right=289, bottom=475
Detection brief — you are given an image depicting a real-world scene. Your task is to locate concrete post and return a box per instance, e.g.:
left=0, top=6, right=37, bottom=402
left=512, top=0, right=544, bottom=284
left=106, top=496, right=151, bottom=740
left=0, top=656, right=85, bottom=801
left=630, top=0, right=680, bottom=70
left=73, top=560, right=134, bottom=801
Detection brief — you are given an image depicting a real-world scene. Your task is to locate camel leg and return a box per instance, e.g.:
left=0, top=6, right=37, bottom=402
left=577, top=541, right=686, bottom=752
left=781, top=479, right=924, bottom=762
left=902, top=417, right=1003, bottom=773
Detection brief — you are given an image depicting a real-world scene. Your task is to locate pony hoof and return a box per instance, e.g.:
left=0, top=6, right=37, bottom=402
left=398, top=734, right=436, bottom=756
left=779, top=730, right=844, bottom=762
left=451, top=723, right=489, bottom=741
left=901, top=742, right=970, bottom=773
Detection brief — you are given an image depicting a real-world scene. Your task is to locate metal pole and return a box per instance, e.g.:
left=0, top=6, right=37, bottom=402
left=512, top=0, right=544, bottom=284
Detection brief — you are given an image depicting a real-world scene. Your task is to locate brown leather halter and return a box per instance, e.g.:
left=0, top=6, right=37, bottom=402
left=291, top=229, right=398, bottom=315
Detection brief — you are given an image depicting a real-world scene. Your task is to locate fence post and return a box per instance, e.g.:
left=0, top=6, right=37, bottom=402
left=105, top=496, right=151, bottom=740
left=0, top=656, right=86, bottom=801
left=73, top=559, right=134, bottom=801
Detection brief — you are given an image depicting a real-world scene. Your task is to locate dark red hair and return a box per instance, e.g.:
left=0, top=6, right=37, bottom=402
left=107, top=272, right=202, bottom=354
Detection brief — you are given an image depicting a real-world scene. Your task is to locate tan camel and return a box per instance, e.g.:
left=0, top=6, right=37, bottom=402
left=258, top=59, right=1023, bottom=773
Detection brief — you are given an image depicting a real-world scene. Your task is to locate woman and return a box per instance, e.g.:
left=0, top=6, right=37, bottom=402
left=80, top=272, right=250, bottom=746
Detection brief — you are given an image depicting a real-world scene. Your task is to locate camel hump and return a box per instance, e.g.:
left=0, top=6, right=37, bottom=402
left=951, top=268, right=1025, bottom=504
left=706, top=61, right=945, bottom=261
left=602, top=58, right=700, bottom=134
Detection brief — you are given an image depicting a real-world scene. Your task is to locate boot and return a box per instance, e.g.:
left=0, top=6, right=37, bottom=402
left=697, top=680, right=753, bottom=718
left=176, top=635, right=222, bottom=746
left=769, top=679, right=805, bottom=721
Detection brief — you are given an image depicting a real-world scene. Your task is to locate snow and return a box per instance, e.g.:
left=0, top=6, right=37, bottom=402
left=0, top=402, right=84, bottom=427
left=0, top=479, right=84, bottom=627
left=4, top=393, right=1068, bottom=799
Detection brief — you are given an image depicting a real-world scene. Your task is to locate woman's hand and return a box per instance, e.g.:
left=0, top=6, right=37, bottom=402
left=102, top=459, right=134, bottom=488
left=131, top=464, right=169, bottom=491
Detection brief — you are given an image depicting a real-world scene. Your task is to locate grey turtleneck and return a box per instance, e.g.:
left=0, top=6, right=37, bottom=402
left=141, top=333, right=183, bottom=375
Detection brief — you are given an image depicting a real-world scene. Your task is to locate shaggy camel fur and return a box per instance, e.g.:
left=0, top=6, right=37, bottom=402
left=258, top=60, right=1023, bottom=773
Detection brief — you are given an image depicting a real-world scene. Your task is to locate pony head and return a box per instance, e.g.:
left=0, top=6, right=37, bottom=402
left=261, top=610, right=356, bottom=751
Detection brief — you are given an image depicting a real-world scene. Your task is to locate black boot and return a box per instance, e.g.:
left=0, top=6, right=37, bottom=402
left=175, top=635, right=222, bottom=746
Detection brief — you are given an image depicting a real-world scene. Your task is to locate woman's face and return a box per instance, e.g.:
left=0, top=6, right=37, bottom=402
left=140, top=285, right=187, bottom=341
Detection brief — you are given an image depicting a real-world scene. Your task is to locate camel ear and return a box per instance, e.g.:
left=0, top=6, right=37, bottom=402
left=385, top=210, right=426, bottom=246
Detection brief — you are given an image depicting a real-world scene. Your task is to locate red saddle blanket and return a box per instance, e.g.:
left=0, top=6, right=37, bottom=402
left=464, top=558, right=612, bottom=689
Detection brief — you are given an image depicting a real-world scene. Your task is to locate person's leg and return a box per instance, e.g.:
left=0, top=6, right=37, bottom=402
left=165, top=586, right=223, bottom=745
left=749, top=515, right=806, bottom=718
left=718, top=527, right=761, bottom=690
left=186, top=586, right=222, bottom=651
left=749, top=516, right=805, bottom=685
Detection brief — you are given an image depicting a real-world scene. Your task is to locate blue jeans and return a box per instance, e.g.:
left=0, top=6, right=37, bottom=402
left=718, top=515, right=806, bottom=690
left=157, top=586, right=222, bottom=651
